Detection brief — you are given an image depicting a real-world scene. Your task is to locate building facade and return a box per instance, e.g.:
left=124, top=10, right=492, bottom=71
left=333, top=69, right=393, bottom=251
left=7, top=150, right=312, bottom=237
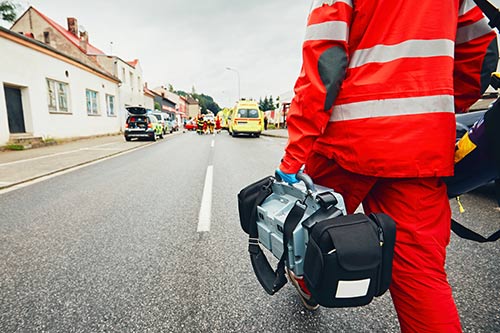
left=0, top=26, right=120, bottom=146
left=93, top=56, right=147, bottom=129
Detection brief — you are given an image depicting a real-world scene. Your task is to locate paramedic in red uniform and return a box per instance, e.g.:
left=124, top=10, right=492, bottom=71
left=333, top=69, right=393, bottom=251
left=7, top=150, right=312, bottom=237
left=277, top=0, right=498, bottom=331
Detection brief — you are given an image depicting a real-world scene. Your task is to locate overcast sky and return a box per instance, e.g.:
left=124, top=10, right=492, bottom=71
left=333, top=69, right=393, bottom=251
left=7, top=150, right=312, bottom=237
left=10, top=1, right=310, bottom=108
left=5, top=1, right=500, bottom=108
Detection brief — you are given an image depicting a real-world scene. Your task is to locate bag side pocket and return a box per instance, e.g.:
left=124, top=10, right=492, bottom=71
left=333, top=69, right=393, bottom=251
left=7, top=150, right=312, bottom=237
left=369, top=213, right=396, bottom=296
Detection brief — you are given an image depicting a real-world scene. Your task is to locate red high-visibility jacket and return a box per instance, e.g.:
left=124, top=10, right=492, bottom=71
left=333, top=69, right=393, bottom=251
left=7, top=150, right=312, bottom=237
left=281, top=0, right=497, bottom=177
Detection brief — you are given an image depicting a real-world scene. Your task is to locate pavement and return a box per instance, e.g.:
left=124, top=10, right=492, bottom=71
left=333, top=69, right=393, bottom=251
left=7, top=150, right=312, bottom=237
left=0, top=129, right=288, bottom=192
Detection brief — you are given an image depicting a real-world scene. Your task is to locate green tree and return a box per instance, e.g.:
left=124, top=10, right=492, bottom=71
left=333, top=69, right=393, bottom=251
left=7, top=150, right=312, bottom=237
left=194, top=93, right=220, bottom=114
left=167, top=83, right=174, bottom=92
left=259, top=95, right=276, bottom=111
left=171, top=89, right=221, bottom=114
left=0, top=1, right=18, bottom=22
left=268, top=95, right=275, bottom=111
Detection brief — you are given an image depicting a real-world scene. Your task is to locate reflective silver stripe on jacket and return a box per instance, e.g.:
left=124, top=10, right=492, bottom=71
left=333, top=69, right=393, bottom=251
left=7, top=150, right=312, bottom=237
left=459, top=0, right=476, bottom=16
left=349, top=39, right=454, bottom=69
left=330, top=95, right=454, bottom=122
left=305, top=21, right=349, bottom=42
left=456, top=17, right=492, bottom=44
left=310, top=0, right=353, bottom=12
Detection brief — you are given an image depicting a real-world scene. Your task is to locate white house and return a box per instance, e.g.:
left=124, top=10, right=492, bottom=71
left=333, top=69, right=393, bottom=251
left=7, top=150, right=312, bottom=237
left=0, top=26, right=121, bottom=146
left=93, top=56, right=148, bottom=129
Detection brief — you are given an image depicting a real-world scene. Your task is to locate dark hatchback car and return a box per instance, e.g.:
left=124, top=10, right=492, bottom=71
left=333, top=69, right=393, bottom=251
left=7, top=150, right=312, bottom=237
left=124, top=106, right=163, bottom=141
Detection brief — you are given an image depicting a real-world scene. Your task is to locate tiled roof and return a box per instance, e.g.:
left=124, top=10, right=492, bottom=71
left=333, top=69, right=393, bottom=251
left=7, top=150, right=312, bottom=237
left=127, top=59, right=139, bottom=68
left=143, top=86, right=156, bottom=97
left=0, top=26, right=119, bottom=83
left=32, top=6, right=105, bottom=55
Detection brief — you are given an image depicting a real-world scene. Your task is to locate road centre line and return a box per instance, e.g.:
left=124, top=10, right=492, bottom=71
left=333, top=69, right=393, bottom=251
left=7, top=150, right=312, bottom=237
left=197, top=165, right=213, bottom=232
left=211, top=140, right=215, bottom=148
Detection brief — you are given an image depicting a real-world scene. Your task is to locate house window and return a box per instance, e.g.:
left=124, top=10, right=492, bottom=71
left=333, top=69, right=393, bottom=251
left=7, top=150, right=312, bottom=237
left=130, top=72, right=134, bottom=91
left=122, top=68, right=126, bottom=82
left=86, top=89, right=99, bottom=115
left=46, top=78, right=70, bottom=113
left=106, top=94, right=115, bottom=116
left=43, top=31, right=50, bottom=44
left=137, top=76, right=141, bottom=93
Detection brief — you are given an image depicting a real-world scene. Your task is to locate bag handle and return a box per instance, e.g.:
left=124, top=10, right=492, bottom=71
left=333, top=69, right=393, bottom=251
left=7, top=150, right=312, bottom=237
left=248, top=198, right=306, bottom=295
left=247, top=172, right=319, bottom=295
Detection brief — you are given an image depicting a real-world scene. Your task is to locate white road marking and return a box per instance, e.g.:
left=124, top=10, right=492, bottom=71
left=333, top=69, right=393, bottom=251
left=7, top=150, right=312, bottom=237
left=89, top=142, right=118, bottom=148
left=197, top=165, right=213, bottom=232
left=0, top=142, right=142, bottom=167
left=0, top=143, right=154, bottom=195
left=211, top=140, right=215, bottom=148
left=80, top=148, right=122, bottom=151
left=0, top=149, right=81, bottom=167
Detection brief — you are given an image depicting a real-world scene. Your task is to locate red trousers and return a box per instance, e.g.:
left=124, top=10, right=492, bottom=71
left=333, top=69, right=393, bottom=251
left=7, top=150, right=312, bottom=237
left=305, top=152, right=462, bottom=333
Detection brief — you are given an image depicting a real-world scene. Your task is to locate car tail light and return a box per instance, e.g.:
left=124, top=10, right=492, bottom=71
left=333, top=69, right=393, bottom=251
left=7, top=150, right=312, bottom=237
left=125, top=123, right=129, bottom=128
left=148, top=123, right=153, bottom=128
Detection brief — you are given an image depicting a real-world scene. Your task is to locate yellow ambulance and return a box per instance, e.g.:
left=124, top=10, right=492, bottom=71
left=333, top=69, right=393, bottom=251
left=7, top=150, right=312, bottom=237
left=228, top=100, right=264, bottom=138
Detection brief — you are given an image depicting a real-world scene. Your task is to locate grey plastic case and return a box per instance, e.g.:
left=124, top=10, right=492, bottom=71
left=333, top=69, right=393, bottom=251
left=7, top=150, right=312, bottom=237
left=256, top=180, right=346, bottom=276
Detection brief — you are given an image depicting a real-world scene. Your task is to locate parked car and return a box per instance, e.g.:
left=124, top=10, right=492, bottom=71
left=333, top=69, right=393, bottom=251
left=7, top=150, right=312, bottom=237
left=124, top=106, right=163, bottom=141
left=168, top=118, right=179, bottom=132
left=184, top=120, right=197, bottom=131
left=152, top=112, right=169, bottom=135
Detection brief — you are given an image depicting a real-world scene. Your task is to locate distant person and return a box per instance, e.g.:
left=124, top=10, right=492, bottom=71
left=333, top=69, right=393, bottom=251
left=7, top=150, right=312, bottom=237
left=215, top=116, right=221, bottom=133
left=264, top=116, right=268, bottom=130
left=208, top=120, right=215, bottom=134
left=196, top=115, right=204, bottom=135
left=276, top=1, right=497, bottom=331
left=202, top=118, right=208, bottom=134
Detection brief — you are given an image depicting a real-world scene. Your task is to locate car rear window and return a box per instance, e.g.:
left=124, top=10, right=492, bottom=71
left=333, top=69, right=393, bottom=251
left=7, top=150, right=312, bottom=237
left=236, top=109, right=259, bottom=118
left=153, top=114, right=162, bottom=121
left=127, top=116, right=148, bottom=123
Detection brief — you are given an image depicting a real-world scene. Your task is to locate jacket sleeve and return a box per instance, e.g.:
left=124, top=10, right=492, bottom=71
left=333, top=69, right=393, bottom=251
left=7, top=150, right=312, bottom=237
left=454, top=0, right=498, bottom=114
left=280, top=0, right=353, bottom=173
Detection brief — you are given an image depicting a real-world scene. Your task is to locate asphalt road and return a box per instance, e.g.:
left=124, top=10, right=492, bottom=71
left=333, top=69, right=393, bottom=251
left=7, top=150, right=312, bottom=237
left=0, top=131, right=499, bottom=332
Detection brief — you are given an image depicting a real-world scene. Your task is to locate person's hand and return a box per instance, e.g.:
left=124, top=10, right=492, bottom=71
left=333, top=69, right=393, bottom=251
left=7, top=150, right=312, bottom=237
left=276, top=168, right=299, bottom=184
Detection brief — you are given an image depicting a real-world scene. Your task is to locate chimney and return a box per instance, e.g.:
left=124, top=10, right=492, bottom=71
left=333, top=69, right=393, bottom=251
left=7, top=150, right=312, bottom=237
left=79, top=30, right=88, bottom=52
left=67, top=17, right=78, bottom=36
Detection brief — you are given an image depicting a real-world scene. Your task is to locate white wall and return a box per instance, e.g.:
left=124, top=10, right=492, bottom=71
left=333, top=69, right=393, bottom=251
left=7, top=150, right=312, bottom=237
left=115, top=59, right=144, bottom=130
left=144, top=94, right=154, bottom=110
left=0, top=34, right=120, bottom=145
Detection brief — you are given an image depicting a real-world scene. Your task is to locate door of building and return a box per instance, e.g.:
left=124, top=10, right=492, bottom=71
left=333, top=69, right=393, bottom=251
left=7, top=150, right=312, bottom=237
left=4, top=86, right=26, bottom=133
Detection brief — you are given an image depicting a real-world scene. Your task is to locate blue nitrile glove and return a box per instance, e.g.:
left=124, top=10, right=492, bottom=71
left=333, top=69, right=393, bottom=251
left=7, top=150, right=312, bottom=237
left=276, top=168, right=299, bottom=184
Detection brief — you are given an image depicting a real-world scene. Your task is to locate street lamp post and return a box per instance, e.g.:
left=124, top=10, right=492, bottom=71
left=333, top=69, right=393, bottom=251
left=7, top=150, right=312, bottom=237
left=225, top=67, right=240, bottom=101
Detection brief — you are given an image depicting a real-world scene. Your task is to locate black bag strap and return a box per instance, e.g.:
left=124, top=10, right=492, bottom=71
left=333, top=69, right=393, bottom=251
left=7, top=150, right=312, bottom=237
left=248, top=197, right=306, bottom=295
left=473, top=0, right=500, bottom=30
left=451, top=218, right=500, bottom=242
